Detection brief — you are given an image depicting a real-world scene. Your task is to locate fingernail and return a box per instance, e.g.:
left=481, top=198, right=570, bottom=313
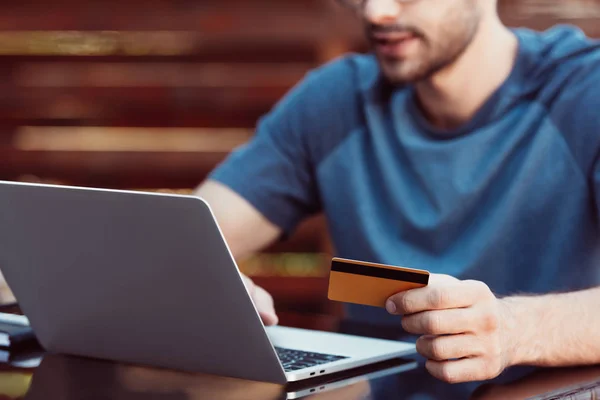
left=386, top=300, right=397, bottom=314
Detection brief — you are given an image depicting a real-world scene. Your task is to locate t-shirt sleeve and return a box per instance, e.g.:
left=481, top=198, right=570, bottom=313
left=560, top=75, right=600, bottom=217
left=208, top=57, right=356, bottom=235
left=544, top=42, right=600, bottom=217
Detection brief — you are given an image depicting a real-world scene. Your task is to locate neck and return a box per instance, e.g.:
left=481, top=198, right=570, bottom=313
left=415, top=16, right=518, bottom=130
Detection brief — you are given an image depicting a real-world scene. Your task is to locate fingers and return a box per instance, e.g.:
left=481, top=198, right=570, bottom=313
left=388, top=279, right=491, bottom=315
left=240, top=274, right=279, bottom=325
left=254, top=285, right=278, bottom=326
left=416, top=334, right=482, bottom=361
left=425, top=358, right=501, bottom=384
left=240, top=274, right=256, bottom=296
left=401, top=308, right=481, bottom=335
left=387, top=275, right=508, bottom=384
left=259, top=311, right=279, bottom=326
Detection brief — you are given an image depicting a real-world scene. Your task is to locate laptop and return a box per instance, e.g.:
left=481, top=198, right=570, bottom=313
left=0, top=180, right=416, bottom=384
left=285, top=357, right=417, bottom=399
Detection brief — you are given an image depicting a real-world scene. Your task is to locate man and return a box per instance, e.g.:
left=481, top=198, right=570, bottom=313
left=195, top=0, right=600, bottom=384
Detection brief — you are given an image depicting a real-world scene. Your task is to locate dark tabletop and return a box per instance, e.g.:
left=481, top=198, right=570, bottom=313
left=0, top=314, right=599, bottom=400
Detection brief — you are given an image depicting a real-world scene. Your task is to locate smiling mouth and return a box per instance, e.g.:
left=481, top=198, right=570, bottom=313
left=371, top=32, right=420, bottom=57
left=372, top=31, right=416, bottom=42
left=372, top=31, right=417, bottom=44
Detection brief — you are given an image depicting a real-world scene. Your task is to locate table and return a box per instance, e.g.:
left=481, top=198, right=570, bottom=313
left=0, top=312, right=599, bottom=400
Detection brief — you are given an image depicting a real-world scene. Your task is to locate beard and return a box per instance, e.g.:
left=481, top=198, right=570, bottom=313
left=366, top=5, right=482, bottom=85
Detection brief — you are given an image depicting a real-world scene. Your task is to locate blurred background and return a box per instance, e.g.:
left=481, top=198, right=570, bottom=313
left=0, top=0, right=599, bottom=327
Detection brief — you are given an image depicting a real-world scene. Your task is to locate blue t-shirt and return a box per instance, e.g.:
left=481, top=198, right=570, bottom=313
left=210, top=25, right=600, bottom=325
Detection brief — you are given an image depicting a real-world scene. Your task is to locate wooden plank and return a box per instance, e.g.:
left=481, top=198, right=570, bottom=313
left=0, top=85, right=289, bottom=128
left=12, top=62, right=310, bottom=88
left=276, top=311, right=341, bottom=331
left=252, top=277, right=341, bottom=317
left=501, top=16, right=600, bottom=37
left=0, top=3, right=330, bottom=35
left=499, top=0, right=600, bottom=36
left=0, top=31, right=323, bottom=62
left=12, top=126, right=252, bottom=152
left=0, top=150, right=229, bottom=188
left=3, top=87, right=289, bottom=108
left=0, top=116, right=263, bottom=129
left=500, top=0, right=600, bottom=19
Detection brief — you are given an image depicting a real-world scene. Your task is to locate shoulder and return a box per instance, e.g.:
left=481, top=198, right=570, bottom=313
left=261, top=53, right=380, bottom=164
left=270, top=53, right=379, bottom=118
left=516, top=26, right=600, bottom=172
left=519, top=25, right=600, bottom=61
left=516, top=25, right=600, bottom=96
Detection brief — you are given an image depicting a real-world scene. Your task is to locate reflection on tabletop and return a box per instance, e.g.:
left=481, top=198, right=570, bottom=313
left=0, top=351, right=591, bottom=400
left=24, top=354, right=282, bottom=400
left=471, top=366, right=600, bottom=400
left=18, top=353, right=416, bottom=400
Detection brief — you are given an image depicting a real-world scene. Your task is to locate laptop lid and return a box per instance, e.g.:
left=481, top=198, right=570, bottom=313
left=0, top=181, right=287, bottom=383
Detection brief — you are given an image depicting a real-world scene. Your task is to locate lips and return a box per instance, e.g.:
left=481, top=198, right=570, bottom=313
left=371, top=32, right=419, bottom=57
left=371, top=31, right=416, bottom=42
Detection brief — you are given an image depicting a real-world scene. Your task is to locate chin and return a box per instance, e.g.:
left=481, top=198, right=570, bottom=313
left=378, top=57, right=432, bottom=85
left=381, top=64, right=420, bottom=85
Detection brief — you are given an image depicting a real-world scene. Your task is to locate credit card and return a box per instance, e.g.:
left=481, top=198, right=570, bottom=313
left=327, top=257, right=429, bottom=308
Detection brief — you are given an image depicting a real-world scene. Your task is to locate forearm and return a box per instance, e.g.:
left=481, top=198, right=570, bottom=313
left=504, top=286, right=600, bottom=367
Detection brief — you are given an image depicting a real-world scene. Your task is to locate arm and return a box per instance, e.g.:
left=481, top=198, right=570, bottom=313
left=385, top=63, right=600, bottom=383
left=506, top=287, right=600, bottom=367
left=194, top=179, right=283, bottom=326
left=194, top=180, right=282, bottom=260
left=386, top=275, right=600, bottom=383
left=194, top=57, right=356, bottom=326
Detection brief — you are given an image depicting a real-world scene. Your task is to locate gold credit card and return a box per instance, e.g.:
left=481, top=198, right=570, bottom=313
left=327, top=257, right=430, bottom=308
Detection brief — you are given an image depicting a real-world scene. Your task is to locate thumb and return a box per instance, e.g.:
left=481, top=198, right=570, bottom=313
left=259, top=311, right=279, bottom=326
left=254, top=285, right=279, bottom=326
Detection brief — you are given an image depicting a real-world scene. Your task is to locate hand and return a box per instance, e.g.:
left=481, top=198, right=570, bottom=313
left=386, top=274, right=517, bottom=383
left=241, top=274, right=279, bottom=326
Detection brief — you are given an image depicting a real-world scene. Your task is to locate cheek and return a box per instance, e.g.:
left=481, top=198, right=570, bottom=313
left=414, top=2, right=478, bottom=48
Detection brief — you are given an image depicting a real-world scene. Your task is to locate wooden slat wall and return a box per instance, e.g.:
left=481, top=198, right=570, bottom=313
left=0, top=0, right=598, bottom=250
left=0, top=0, right=356, bottom=186
left=0, top=1, right=362, bottom=259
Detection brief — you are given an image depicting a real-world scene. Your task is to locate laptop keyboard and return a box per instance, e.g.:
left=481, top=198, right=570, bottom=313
left=274, top=346, right=348, bottom=372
